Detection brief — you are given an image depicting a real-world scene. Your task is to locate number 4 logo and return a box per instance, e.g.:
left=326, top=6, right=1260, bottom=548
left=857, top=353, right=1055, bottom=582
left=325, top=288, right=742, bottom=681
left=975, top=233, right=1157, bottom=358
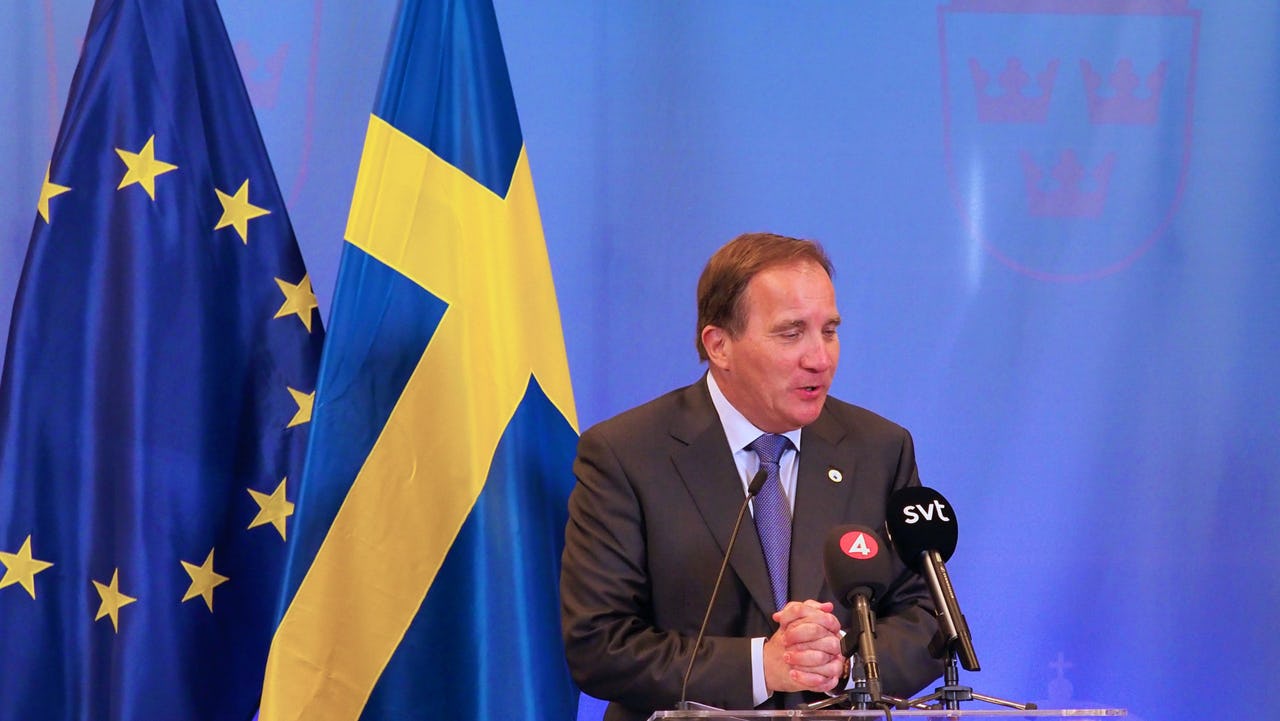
left=840, top=530, right=879, bottom=559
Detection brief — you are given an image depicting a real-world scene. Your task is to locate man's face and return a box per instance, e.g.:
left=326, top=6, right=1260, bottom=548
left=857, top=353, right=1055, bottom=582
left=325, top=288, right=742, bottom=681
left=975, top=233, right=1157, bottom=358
left=707, top=260, right=841, bottom=433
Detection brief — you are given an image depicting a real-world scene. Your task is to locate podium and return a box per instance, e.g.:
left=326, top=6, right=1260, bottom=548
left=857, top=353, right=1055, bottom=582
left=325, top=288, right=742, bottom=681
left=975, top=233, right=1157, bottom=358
left=650, top=710, right=1126, bottom=720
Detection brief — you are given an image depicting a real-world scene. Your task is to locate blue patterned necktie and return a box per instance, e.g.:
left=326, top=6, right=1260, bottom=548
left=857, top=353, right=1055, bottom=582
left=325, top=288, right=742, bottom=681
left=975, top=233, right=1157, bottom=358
left=749, top=433, right=792, bottom=613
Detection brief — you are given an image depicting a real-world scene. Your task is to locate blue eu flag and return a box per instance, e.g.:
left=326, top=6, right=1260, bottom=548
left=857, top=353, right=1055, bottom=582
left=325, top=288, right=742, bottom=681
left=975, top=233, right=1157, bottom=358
left=0, top=0, right=323, bottom=718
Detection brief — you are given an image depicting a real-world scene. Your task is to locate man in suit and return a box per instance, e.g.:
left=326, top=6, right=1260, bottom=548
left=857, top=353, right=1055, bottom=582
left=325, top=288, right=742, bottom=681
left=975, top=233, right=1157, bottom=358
left=561, top=233, right=943, bottom=721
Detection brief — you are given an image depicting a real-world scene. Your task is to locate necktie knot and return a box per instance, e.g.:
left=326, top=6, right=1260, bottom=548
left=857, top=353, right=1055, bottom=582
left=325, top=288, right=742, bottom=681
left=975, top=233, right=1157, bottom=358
left=749, top=433, right=789, bottom=466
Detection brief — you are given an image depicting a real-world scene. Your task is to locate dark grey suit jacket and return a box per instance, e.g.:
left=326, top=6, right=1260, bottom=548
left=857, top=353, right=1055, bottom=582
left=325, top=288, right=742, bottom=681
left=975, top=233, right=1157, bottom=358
left=561, top=378, right=943, bottom=721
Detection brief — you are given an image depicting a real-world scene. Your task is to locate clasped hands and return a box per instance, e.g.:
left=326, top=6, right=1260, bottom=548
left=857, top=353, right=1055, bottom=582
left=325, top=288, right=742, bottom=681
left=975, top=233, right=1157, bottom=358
left=762, top=600, right=846, bottom=695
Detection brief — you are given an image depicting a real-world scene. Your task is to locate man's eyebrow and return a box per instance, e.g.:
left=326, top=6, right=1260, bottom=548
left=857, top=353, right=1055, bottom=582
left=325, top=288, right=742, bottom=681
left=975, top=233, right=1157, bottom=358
left=769, top=316, right=842, bottom=333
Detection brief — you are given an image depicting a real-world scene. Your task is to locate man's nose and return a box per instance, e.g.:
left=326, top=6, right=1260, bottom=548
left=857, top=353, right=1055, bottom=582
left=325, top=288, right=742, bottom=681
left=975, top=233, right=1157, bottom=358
left=801, top=338, right=835, bottom=371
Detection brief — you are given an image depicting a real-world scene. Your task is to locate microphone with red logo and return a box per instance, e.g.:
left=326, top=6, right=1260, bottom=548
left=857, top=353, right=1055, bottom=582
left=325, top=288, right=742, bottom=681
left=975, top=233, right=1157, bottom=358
left=884, top=486, right=979, bottom=672
left=822, top=524, right=894, bottom=702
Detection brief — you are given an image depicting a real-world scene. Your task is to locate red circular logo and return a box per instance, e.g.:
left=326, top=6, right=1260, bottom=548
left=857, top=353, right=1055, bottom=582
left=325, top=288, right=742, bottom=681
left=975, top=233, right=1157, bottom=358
left=839, top=531, right=879, bottom=559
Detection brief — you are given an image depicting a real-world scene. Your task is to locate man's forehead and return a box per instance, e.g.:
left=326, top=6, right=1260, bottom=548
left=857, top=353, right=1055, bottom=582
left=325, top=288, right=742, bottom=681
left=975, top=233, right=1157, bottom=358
left=743, top=266, right=836, bottom=310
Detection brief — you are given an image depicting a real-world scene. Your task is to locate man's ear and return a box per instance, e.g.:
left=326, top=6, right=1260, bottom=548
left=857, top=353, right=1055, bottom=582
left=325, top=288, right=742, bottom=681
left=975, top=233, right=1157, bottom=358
left=702, top=325, right=730, bottom=370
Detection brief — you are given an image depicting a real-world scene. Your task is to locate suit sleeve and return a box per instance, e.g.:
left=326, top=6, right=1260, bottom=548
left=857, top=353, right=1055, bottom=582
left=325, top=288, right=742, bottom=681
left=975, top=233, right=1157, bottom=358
left=560, top=425, right=755, bottom=713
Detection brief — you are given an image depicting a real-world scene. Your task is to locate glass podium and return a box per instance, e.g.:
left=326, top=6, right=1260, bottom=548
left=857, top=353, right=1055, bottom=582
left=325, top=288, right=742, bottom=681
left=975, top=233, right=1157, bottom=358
left=649, top=710, right=1126, bottom=720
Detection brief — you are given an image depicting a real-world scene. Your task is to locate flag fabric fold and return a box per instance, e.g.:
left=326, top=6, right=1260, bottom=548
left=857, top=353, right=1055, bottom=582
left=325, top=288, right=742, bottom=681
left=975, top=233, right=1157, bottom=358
left=0, top=0, right=323, bottom=718
left=260, top=0, right=580, bottom=719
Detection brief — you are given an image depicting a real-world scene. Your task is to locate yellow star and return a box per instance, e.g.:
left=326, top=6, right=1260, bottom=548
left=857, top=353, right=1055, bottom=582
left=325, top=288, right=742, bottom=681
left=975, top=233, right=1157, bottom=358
left=0, top=535, right=54, bottom=599
left=37, top=164, right=71, bottom=224
left=274, top=274, right=318, bottom=332
left=214, top=179, right=271, bottom=244
left=248, top=477, right=295, bottom=541
left=286, top=386, right=315, bottom=428
left=91, top=569, right=137, bottom=633
left=115, top=135, right=177, bottom=200
left=180, top=549, right=229, bottom=612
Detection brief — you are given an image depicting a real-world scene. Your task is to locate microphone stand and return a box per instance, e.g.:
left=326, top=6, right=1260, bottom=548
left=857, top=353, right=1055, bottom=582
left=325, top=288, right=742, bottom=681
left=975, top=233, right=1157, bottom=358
left=902, top=550, right=1036, bottom=711
left=677, top=469, right=768, bottom=710
left=910, top=650, right=1038, bottom=711
left=802, top=604, right=907, bottom=714
left=805, top=681, right=907, bottom=713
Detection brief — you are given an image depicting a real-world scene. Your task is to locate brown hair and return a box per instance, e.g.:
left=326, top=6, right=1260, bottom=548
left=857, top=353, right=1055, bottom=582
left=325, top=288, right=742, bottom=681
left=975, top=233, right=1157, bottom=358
left=695, top=232, right=834, bottom=361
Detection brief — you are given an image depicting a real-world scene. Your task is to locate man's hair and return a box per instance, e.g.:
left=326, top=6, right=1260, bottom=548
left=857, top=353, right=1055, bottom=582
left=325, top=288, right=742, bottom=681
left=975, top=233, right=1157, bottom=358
left=695, top=232, right=834, bottom=361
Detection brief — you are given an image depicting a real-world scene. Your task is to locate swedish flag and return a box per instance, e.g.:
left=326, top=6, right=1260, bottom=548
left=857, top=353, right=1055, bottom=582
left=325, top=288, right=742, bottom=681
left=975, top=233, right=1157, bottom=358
left=0, top=0, right=323, bottom=718
left=260, top=1, right=580, bottom=719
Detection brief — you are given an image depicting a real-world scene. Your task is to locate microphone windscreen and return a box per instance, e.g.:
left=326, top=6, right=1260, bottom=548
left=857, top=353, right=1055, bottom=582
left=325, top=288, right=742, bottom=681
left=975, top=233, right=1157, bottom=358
left=884, top=486, right=959, bottom=571
left=823, top=525, right=893, bottom=607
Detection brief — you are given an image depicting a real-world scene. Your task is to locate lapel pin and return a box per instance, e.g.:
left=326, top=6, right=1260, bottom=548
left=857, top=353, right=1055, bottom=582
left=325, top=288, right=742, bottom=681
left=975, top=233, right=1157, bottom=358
left=828, top=468, right=843, bottom=483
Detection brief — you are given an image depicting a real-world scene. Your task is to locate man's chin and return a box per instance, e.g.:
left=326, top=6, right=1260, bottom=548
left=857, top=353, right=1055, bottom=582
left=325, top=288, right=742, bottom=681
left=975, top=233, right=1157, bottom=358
left=789, top=400, right=826, bottom=428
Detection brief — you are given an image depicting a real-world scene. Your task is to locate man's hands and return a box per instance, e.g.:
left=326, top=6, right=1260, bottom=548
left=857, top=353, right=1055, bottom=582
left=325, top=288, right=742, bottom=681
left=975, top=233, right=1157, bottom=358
left=763, top=600, right=845, bottom=694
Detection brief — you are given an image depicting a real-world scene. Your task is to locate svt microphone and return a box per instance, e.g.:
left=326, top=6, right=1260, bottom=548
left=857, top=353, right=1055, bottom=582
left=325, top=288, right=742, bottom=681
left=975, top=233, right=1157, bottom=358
left=822, top=524, right=894, bottom=702
left=884, top=486, right=979, bottom=672
left=678, top=467, right=769, bottom=710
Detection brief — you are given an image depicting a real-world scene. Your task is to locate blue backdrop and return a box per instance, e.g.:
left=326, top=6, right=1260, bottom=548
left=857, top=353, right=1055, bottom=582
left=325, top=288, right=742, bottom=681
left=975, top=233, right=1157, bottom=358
left=2, top=3, right=1277, bottom=721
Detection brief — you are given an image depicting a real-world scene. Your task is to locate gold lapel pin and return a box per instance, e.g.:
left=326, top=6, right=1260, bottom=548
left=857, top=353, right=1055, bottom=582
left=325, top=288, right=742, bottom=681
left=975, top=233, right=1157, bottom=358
left=828, top=468, right=843, bottom=483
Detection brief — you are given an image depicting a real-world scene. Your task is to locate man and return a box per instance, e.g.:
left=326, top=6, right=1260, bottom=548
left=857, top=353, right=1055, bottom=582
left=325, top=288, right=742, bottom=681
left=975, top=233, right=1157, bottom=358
left=561, top=233, right=943, bottom=721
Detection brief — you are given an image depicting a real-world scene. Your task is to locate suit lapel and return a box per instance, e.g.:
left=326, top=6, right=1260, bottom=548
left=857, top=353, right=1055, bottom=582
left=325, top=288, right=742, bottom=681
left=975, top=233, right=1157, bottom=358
left=790, top=405, right=855, bottom=603
left=669, top=380, right=777, bottom=623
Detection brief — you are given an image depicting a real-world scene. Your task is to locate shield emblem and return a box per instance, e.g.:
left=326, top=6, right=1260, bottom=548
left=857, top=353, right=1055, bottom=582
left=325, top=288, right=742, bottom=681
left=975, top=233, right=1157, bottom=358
left=40, top=3, right=322, bottom=206
left=939, top=0, right=1200, bottom=281
left=223, top=1, right=323, bottom=206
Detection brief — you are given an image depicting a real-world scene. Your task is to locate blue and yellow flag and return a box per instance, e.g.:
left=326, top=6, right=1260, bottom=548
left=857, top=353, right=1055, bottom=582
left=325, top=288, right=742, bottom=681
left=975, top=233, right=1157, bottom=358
left=0, top=0, right=323, bottom=718
left=260, top=0, right=580, bottom=719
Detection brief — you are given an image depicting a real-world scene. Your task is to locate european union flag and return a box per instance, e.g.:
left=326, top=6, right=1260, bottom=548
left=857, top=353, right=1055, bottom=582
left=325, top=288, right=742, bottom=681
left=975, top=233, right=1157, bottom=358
left=0, top=1, right=323, bottom=718
left=260, top=1, right=579, bottom=719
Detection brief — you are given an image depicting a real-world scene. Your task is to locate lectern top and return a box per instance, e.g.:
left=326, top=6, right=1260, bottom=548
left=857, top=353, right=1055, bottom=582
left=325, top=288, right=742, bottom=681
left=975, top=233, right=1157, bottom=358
left=649, top=709, right=1126, bottom=720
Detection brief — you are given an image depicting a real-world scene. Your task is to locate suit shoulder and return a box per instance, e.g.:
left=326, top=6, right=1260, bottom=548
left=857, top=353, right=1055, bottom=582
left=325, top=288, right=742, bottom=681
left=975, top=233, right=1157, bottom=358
left=822, top=395, right=912, bottom=441
left=580, top=381, right=705, bottom=444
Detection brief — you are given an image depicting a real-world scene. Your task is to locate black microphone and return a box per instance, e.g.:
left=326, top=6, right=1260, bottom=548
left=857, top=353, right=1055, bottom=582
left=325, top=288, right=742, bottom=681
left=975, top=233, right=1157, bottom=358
left=678, top=467, right=769, bottom=709
left=822, top=524, right=894, bottom=702
left=884, top=486, right=979, bottom=671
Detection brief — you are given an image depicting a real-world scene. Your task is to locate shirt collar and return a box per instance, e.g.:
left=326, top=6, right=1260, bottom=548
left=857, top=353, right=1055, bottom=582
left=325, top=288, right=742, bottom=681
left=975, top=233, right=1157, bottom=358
left=706, top=371, right=802, bottom=453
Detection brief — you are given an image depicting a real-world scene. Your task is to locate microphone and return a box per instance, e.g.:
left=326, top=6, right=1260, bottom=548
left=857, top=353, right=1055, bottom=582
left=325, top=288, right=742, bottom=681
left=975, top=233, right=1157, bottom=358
left=822, top=524, right=894, bottom=702
left=678, top=467, right=769, bottom=709
left=884, top=486, right=979, bottom=671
